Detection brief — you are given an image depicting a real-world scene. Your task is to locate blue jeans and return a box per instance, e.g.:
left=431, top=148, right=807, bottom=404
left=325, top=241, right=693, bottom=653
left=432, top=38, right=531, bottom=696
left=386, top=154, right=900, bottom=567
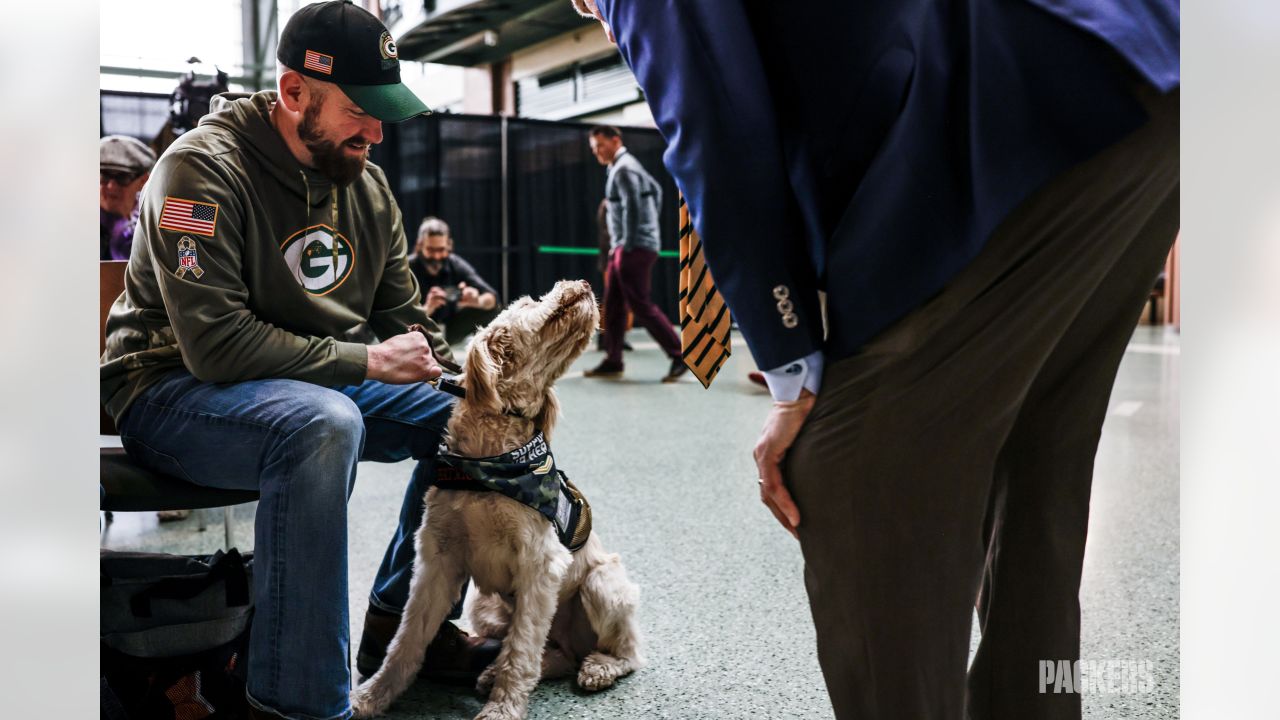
left=118, top=369, right=456, bottom=720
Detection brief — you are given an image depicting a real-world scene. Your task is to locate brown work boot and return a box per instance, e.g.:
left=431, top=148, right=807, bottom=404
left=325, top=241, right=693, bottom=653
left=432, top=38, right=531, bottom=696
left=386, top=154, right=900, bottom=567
left=355, top=604, right=501, bottom=684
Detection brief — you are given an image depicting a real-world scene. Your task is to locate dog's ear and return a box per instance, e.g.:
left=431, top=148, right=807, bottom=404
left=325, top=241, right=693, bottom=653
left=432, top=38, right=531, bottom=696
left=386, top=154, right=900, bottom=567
left=462, top=331, right=503, bottom=414
left=536, top=387, right=560, bottom=440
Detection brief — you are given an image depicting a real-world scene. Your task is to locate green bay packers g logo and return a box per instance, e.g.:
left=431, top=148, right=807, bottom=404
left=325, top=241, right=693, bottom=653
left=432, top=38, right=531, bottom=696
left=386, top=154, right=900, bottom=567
left=380, top=31, right=398, bottom=60
left=280, top=224, right=355, bottom=295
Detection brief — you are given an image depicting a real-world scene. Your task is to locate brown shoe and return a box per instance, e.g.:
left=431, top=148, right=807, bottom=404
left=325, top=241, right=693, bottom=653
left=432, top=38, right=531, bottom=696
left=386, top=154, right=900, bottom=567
left=420, top=619, right=502, bottom=684
left=661, top=358, right=689, bottom=383
left=583, top=360, right=624, bottom=378
left=356, top=604, right=501, bottom=684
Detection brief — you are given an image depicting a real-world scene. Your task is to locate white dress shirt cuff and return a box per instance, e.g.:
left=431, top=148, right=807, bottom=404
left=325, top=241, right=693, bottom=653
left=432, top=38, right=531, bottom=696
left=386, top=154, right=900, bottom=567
left=761, top=351, right=824, bottom=402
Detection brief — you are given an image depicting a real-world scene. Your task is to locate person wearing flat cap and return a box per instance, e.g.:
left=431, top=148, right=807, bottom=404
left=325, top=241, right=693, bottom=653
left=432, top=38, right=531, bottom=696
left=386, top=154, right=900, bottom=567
left=100, top=2, right=499, bottom=717
left=99, top=135, right=155, bottom=260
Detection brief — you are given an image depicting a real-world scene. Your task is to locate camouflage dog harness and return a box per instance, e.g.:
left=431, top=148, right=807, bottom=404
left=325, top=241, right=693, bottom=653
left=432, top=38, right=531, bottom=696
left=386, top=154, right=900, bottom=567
left=434, top=431, right=592, bottom=552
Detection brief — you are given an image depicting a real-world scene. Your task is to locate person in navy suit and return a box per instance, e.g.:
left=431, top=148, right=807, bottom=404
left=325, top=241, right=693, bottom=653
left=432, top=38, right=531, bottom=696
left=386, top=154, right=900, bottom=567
left=574, top=1, right=1178, bottom=717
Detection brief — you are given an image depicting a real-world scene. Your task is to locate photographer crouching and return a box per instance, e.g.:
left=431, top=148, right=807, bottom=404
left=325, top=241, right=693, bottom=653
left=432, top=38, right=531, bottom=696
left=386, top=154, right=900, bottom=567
left=408, top=216, right=500, bottom=346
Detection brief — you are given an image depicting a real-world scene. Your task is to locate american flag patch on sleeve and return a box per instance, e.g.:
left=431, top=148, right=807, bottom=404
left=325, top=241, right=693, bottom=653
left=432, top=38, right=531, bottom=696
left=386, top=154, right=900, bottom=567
left=304, top=50, right=334, bottom=75
left=159, top=197, right=219, bottom=236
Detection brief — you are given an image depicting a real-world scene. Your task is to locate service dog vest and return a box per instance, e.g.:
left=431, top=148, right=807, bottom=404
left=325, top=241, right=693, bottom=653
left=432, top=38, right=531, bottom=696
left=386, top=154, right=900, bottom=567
left=434, top=431, right=592, bottom=552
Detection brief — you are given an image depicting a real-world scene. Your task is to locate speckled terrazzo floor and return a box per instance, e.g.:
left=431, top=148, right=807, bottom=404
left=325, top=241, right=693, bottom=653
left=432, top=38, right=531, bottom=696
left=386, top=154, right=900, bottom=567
left=101, top=324, right=1179, bottom=719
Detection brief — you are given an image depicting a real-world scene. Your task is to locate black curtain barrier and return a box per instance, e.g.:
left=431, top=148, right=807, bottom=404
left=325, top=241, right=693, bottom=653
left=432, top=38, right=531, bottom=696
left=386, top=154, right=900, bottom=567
left=377, top=116, right=506, bottom=299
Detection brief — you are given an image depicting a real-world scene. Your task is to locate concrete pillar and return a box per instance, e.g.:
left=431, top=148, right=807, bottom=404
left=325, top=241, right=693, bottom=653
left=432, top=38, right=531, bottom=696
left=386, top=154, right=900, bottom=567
left=463, top=60, right=515, bottom=115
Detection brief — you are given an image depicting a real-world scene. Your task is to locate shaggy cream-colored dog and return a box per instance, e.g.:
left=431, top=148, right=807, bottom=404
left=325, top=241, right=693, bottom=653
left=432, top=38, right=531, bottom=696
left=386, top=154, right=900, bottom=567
left=351, top=279, right=643, bottom=720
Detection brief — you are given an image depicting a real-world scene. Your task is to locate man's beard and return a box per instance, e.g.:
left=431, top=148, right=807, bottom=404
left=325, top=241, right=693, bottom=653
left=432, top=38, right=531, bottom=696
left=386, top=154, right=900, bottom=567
left=424, top=259, right=444, bottom=274
left=297, top=101, right=369, bottom=186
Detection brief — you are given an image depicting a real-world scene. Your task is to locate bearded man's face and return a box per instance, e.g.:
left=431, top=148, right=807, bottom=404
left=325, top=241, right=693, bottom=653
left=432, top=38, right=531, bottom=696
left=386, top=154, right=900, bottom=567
left=416, top=233, right=451, bottom=274
left=296, top=84, right=383, bottom=186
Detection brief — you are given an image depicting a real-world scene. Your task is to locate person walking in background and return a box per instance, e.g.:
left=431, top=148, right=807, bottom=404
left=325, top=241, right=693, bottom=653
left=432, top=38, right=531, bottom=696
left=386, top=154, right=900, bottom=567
left=574, top=0, right=1179, bottom=718
left=99, top=135, right=156, bottom=260
left=584, top=124, right=687, bottom=382
left=408, top=216, right=501, bottom=346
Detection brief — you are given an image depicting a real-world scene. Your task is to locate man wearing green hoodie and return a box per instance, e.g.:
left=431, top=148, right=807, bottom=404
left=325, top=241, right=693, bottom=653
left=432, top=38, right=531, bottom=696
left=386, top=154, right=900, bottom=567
left=100, top=3, right=499, bottom=718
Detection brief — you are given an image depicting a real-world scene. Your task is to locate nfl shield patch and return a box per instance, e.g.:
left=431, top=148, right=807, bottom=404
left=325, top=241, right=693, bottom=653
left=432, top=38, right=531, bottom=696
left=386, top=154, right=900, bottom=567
left=175, top=236, right=205, bottom=280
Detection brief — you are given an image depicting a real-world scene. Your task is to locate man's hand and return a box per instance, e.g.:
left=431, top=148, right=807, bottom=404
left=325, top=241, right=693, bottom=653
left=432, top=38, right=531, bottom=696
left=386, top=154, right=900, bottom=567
left=456, top=282, right=497, bottom=310
left=753, top=388, right=816, bottom=539
left=424, top=286, right=448, bottom=316
left=457, top=282, right=480, bottom=307
left=366, top=331, right=444, bottom=384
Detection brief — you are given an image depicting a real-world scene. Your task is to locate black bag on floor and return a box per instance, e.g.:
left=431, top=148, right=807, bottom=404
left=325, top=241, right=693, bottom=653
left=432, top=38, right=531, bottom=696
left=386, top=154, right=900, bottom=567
left=100, top=548, right=254, bottom=720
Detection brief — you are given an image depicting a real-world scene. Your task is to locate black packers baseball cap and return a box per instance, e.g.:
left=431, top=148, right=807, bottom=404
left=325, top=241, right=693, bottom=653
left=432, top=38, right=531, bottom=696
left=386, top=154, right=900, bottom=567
left=277, top=0, right=430, bottom=122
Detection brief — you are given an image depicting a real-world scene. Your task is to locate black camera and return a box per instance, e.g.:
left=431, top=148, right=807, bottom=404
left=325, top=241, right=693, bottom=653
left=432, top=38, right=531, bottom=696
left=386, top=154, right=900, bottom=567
left=169, top=59, right=229, bottom=136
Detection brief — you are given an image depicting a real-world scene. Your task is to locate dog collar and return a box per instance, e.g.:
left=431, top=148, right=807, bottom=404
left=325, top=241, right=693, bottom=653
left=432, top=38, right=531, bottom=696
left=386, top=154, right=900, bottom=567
left=427, top=375, right=530, bottom=419
left=434, top=431, right=592, bottom=552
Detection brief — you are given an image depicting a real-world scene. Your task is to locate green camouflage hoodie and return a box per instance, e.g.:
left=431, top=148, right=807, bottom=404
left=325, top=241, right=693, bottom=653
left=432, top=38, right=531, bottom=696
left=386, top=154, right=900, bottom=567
left=100, top=90, right=449, bottom=423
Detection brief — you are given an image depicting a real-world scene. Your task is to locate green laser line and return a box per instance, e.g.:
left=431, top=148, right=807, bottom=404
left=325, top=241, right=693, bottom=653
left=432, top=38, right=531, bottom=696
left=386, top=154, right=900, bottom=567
left=537, top=245, right=678, bottom=258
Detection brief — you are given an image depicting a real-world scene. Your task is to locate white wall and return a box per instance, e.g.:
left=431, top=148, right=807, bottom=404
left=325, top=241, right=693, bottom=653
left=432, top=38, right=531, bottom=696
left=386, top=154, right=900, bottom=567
left=510, top=27, right=617, bottom=82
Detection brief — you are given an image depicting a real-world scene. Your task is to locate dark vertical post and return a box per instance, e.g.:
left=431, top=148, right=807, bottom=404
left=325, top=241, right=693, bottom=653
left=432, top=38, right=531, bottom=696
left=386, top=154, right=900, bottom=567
left=241, top=0, right=278, bottom=90
left=500, top=115, right=510, bottom=301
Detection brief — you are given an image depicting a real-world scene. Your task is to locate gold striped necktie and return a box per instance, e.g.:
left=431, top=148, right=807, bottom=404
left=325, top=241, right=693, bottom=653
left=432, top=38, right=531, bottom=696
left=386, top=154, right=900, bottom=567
left=678, top=194, right=731, bottom=388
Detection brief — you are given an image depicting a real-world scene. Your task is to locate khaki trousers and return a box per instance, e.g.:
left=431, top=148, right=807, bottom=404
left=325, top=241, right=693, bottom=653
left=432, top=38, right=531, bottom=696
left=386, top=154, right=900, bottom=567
left=786, top=86, right=1178, bottom=720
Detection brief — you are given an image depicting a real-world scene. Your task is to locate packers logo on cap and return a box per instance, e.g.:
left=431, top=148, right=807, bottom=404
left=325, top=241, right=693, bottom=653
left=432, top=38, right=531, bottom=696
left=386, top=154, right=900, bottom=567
left=379, top=31, right=398, bottom=63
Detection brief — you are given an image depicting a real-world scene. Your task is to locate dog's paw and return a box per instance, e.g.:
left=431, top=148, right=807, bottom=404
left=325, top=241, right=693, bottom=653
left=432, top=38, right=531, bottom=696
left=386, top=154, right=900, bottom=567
left=350, top=683, right=388, bottom=718
left=473, top=699, right=525, bottom=720
left=576, top=653, right=627, bottom=692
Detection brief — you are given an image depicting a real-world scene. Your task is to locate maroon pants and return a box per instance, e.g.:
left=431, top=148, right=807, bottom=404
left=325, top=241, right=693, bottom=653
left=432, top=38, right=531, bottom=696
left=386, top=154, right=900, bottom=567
left=603, top=246, right=682, bottom=364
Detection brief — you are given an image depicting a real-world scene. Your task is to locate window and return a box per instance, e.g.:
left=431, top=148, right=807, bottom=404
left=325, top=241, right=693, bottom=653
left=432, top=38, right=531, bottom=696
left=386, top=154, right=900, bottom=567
left=100, top=0, right=246, bottom=93
left=515, top=53, right=641, bottom=120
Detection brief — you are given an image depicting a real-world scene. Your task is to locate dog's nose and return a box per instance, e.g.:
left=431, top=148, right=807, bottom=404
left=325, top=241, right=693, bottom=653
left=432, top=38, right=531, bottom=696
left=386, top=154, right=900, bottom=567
left=581, top=280, right=592, bottom=292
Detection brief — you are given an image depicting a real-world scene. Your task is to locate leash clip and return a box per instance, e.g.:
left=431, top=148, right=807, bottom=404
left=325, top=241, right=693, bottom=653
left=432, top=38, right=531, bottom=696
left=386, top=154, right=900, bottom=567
left=407, top=322, right=467, bottom=399
left=429, top=375, right=467, bottom=399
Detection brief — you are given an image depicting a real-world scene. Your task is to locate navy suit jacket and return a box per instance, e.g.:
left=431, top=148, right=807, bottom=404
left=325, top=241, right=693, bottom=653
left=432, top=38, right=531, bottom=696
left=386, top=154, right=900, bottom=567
left=597, top=0, right=1179, bottom=371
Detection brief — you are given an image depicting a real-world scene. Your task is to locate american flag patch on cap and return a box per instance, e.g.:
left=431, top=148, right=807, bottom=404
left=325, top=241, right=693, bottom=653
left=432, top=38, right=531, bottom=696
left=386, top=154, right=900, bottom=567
left=159, top=197, right=219, bottom=236
left=304, top=50, right=334, bottom=75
